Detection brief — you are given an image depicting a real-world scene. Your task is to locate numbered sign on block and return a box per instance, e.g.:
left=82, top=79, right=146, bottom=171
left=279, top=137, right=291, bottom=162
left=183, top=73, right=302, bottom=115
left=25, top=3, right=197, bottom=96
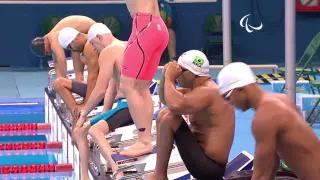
left=47, top=100, right=53, bottom=141
left=299, top=94, right=320, bottom=121
left=67, top=134, right=74, bottom=164
left=45, top=93, right=49, bottom=124
left=271, top=80, right=311, bottom=94
left=74, top=147, right=80, bottom=180
left=62, top=124, right=68, bottom=164
left=57, top=117, right=62, bottom=164
left=51, top=105, right=57, bottom=142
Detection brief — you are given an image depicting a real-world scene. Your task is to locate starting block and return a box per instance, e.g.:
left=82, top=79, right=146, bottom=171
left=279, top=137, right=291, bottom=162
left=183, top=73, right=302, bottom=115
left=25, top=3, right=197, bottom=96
left=112, top=143, right=186, bottom=180
left=299, top=94, right=320, bottom=125
left=224, top=150, right=254, bottom=178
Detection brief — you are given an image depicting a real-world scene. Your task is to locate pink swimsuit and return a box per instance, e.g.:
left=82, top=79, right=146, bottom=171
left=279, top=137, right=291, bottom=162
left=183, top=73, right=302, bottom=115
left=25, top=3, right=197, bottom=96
left=122, top=13, right=169, bottom=80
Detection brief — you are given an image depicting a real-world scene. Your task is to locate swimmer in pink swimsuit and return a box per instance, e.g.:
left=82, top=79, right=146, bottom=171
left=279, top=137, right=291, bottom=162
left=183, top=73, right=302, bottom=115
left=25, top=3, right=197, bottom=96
left=119, top=0, right=169, bottom=157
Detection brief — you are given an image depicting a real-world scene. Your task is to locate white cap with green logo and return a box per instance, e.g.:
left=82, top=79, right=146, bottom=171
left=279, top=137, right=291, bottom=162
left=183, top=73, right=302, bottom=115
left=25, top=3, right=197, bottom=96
left=177, top=50, right=210, bottom=76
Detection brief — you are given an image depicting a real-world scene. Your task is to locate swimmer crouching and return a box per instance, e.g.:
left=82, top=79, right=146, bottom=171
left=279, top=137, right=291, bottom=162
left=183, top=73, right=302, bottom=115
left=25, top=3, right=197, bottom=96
left=73, top=23, right=132, bottom=180
left=30, top=15, right=95, bottom=80
left=148, top=50, right=235, bottom=180
left=217, top=62, right=320, bottom=180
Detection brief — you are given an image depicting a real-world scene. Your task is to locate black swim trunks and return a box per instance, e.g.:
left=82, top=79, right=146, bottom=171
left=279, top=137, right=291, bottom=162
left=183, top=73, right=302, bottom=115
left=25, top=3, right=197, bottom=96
left=71, top=80, right=103, bottom=106
left=89, top=99, right=133, bottom=131
left=174, top=120, right=226, bottom=180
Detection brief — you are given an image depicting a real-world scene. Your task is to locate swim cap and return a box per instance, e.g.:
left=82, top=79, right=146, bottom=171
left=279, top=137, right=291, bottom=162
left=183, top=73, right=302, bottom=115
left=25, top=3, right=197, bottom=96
left=58, top=27, right=80, bottom=49
left=30, top=37, right=46, bottom=57
left=88, top=23, right=112, bottom=41
left=217, top=62, right=256, bottom=95
left=177, top=50, right=210, bottom=76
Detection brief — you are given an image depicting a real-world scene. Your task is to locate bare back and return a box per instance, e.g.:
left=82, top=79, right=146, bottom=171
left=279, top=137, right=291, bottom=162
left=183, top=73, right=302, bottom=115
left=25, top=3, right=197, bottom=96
left=104, top=41, right=127, bottom=98
left=125, top=0, right=160, bottom=17
left=256, top=93, right=320, bottom=180
left=47, top=16, right=96, bottom=47
left=189, top=80, right=235, bottom=164
left=49, top=15, right=95, bottom=34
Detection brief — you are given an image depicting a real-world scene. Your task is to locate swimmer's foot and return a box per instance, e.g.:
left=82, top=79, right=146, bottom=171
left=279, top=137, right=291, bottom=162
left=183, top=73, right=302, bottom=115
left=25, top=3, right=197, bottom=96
left=119, top=141, right=153, bottom=157
left=113, top=171, right=124, bottom=180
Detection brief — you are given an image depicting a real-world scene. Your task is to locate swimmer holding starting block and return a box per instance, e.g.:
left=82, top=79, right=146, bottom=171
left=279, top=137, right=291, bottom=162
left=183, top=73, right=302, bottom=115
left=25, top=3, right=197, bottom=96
left=72, top=23, right=134, bottom=180
left=118, top=0, right=170, bottom=158
left=54, top=26, right=99, bottom=127
left=30, top=15, right=96, bottom=80
left=147, top=50, right=235, bottom=180
left=217, top=62, right=320, bottom=180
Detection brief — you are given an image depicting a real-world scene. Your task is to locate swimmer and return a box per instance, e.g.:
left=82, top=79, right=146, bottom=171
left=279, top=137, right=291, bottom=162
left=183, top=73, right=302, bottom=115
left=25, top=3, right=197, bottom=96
left=54, top=26, right=99, bottom=142
left=148, top=50, right=235, bottom=180
left=73, top=23, right=131, bottom=180
left=30, top=15, right=96, bottom=80
left=217, top=62, right=320, bottom=180
left=119, top=0, right=169, bottom=157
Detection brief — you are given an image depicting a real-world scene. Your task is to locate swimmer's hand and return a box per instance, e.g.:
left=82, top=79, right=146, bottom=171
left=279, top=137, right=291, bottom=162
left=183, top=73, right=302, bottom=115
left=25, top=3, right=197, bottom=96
left=75, top=110, right=86, bottom=128
left=162, top=60, right=177, bottom=75
left=165, top=61, right=182, bottom=81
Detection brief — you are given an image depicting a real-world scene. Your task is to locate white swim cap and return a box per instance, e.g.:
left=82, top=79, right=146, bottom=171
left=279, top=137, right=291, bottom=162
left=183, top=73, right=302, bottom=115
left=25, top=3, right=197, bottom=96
left=58, top=27, right=80, bottom=49
left=177, top=50, right=210, bottom=76
left=217, top=62, right=256, bottom=95
left=88, top=23, right=112, bottom=41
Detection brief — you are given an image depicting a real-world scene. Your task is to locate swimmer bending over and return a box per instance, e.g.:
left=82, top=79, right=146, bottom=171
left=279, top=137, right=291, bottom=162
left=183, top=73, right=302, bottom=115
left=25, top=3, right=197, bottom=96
left=149, top=50, right=235, bottom=180
left=54, top=27, right=99, bottom=138
left=73, top=23, right=132, bottom=180
left=31, top=15, right=95, bottom=80
left=118, top=0, right=169, bottom=157
left=217, top=62, right=320, bottom=180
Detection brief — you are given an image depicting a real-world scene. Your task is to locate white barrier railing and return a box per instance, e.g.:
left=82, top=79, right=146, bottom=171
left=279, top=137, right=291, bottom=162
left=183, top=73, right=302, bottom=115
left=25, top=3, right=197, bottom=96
left=158, top=64, right=279, bottom=70
left=45, top=90, right=94, bottom=180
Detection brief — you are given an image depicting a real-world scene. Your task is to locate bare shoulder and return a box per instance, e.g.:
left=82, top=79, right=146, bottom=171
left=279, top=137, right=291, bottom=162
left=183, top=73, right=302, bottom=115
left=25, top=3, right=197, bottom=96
left=84, top=42, right=97, bottom=58
left=200, top=80, right=220, bottom=95
left=98, top=46, right=117, bottom=66
left=253, top=94, right=291, bottom=131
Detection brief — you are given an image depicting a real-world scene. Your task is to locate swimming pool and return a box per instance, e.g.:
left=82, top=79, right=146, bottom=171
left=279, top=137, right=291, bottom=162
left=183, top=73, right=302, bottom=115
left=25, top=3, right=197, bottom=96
left=0, top=99, right=73, bottom=180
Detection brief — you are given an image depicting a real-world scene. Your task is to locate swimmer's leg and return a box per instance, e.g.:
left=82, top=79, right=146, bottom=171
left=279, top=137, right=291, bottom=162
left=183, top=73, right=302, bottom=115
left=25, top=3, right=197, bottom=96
left=168, top=28, right=177, bottom=61
left=147, top=108, right=183, bottom=180
left=53, top=77, right=77, bottom=113
left=89, top=121, right=123, bottom=178
left=54, top=78, right=86, bottom=143
left=73, top=121, right=91, bottom=180
left=119, top=78, right=153, bottom=157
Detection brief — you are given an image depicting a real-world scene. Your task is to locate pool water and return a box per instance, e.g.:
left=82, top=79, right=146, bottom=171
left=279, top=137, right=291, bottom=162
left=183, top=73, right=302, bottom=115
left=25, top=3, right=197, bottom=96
left=0, top=109, right=68, bottom=180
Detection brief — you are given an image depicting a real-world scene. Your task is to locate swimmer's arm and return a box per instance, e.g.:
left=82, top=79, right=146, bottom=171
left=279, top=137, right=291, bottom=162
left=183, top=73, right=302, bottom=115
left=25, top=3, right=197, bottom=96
left=164, top=79, right=212, bottom=114
left=83, top=49, right=99, bottom=104
left=251, top=117, right=279, bottom=180
left=159, top=76, right=189, bottom=106
left=102, top=78, right=117, bottom=112
left=51, top=41, right=67, bottom=78
left=80, top=49, right=115, bottom=118
left=159, top=76, right=167, bottom=105
left=71, top=52, right=84, bottom=81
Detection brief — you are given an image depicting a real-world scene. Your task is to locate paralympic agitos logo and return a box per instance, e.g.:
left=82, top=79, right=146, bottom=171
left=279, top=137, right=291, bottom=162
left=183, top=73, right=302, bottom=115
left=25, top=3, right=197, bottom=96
left=240, top=14, right=263, bottom=33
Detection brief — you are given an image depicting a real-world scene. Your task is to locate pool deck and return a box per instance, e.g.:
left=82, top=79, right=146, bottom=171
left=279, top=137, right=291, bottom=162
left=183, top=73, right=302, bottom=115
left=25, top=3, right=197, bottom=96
left=0, top=68, right=319, bottom=160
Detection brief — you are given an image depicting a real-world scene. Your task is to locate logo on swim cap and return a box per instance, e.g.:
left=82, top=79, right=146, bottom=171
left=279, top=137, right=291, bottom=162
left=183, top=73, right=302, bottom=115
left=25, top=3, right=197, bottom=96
left=192, top=56, right=205, bottom=68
